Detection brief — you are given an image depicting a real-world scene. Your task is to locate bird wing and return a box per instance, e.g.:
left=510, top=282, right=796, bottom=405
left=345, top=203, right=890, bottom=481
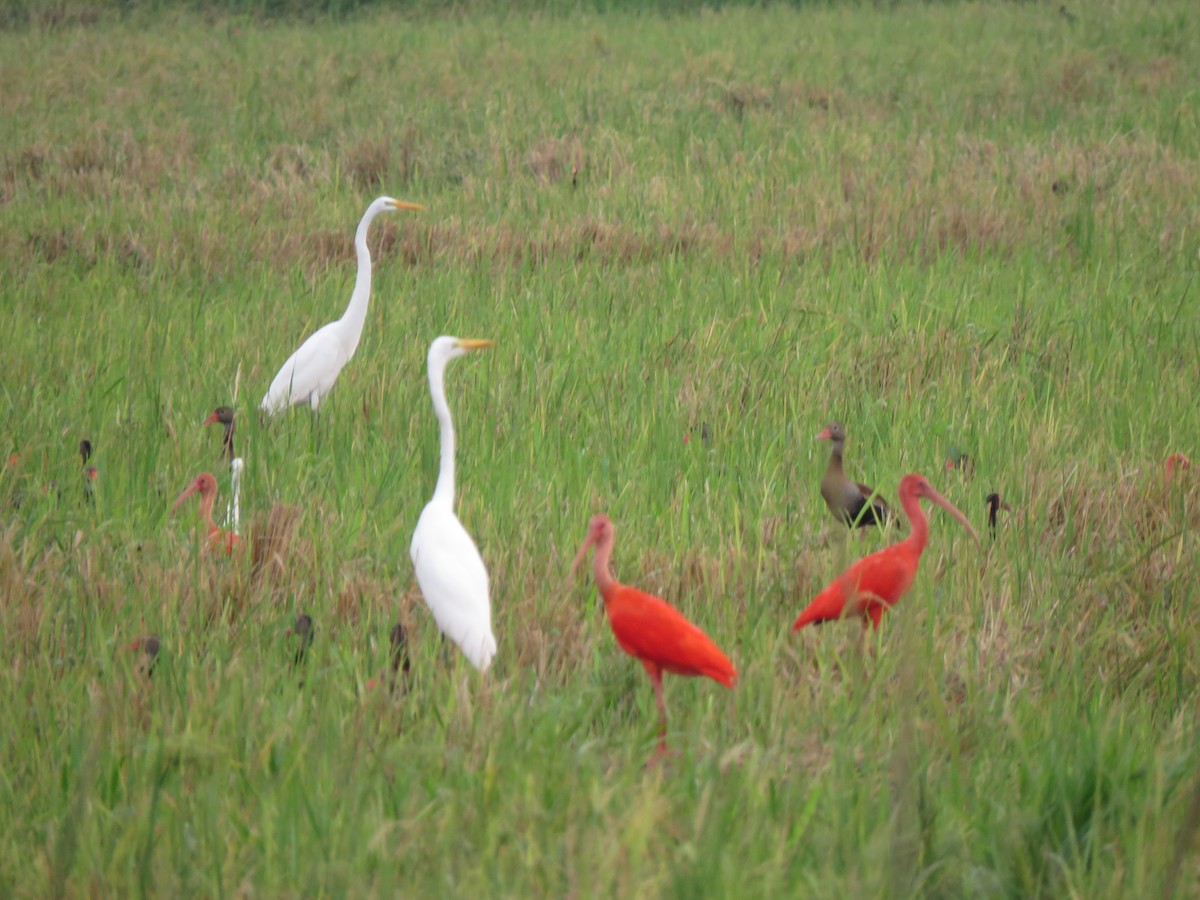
left=844, top=492, right=889, bottom=528
left=605, top=585, right=735, bottom=686
left=855, top=482, right=885, bottom=503
left=410, top=504, right=496, bottom=672
left=260, top=323, right=349, bottom=415
left=793, top=543, right=916, bottom=629
left=843, top=544, right=916, bottom=610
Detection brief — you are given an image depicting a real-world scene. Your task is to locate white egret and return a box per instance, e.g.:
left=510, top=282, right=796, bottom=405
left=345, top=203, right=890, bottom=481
left=260, top=196, right=424, bottom=417
left=410, top=336, right=497, bottom=673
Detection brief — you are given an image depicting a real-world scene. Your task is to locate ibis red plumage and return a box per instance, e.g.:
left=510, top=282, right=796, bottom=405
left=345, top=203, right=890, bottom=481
left=1166, top=453, right=1193, bottom=481
left=571, top=514, right=736, bottom=758
left=170, top=473, right=241, bottom=554
left=794, top=474, right=980, bottom=631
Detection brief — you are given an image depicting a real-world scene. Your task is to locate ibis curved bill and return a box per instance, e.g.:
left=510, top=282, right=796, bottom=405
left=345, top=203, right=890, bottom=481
left=570, top=513, right=736, bottom=758
left=410, top=336, right=496, bottom=673
left=260, top=196, right=424, bottom=417
left=794, top=473, right=979, bottom=631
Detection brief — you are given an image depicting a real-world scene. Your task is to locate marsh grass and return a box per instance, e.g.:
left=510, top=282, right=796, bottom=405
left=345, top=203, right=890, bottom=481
left=1, top=0, right=1199, bottom=895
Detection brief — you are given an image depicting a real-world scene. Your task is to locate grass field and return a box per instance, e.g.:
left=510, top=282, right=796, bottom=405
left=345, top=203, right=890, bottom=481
left=2, top=0, right=1200, bottom=895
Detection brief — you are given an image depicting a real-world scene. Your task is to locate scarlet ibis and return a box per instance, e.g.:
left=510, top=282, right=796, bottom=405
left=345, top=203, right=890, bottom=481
left=1166, top=453, right=1193, bottom=481
left=286, top=613, right=313, bottom=668
left=171, top=473, right=241, bottom=554
left=129, top=635, right=160, bottom=678
left=410, top=337, right=497, bottom=673
left=985, top=492, right=1011, bottom=537
left=260, top=196, right=424, bottom=417
left=945, top=448, right=975, bottom=479
left=794, top=474, right=980, bottom=631
left=817, top=422, right=890, bottom=528
left=202, top=407, right=236, bottom=461
left=570, top=514, right=736, bottom=758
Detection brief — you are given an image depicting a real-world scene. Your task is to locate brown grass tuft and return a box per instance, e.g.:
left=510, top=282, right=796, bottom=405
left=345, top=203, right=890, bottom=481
left=1056, top=51, right=1104, bottom=103
left=345, top=138, right=393, bottom=192
left=250, top=503, right=303, bottom=592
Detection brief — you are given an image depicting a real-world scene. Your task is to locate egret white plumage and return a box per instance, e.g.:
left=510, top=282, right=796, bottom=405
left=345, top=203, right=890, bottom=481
left=260, top=196, right=424, bottom=417
left=410, top=336, right=496, bottom=673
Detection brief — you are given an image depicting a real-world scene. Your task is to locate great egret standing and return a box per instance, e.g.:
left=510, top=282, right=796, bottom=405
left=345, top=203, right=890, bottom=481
left=410, top=336, right=496, bottom=673
left=260, top=196, right=424, bottom=417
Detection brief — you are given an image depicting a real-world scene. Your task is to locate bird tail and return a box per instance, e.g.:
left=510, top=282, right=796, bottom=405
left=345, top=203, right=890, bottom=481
left=792, top=583, right=848, bottom=631
left=700, top=650, right=737, bottom=688
left=460, top=629, right=497, bottom=673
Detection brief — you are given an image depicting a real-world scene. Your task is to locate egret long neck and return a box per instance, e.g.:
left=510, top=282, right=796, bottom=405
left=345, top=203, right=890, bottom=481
left=340, top=208, right=381, bottom=351
left=429, top=360, right=456, bottom=507
left=592, top=536, right=617, bottom=598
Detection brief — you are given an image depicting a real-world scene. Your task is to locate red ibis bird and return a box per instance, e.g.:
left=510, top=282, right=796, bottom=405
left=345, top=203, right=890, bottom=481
left=817, top=422, right=890, bottom=528
left=260, top=196, right=424, bottom=417
left=794, top=474, right=980, bottom=631
left=410, top=337, right=497, bottom=673
left=202, top=407, right=236, bottom=461
left=1165, top=453, right=1193, bottom=481
left=570, top=514, right=736, bottom=758
left=171, top=473, right=241, bottom=554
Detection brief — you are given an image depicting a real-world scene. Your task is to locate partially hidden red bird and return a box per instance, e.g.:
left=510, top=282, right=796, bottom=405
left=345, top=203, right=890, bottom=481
left=170, top=472, right=240, bottom=554
left=794, top=474, right=980, bottom=631
left=1165, top=453, right=1193, bottom=482
left=571, top=514, right=736, bottom=758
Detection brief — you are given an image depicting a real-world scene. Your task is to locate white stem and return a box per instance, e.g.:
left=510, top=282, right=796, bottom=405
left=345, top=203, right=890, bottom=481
left=229, top=457, right=244, bottom=535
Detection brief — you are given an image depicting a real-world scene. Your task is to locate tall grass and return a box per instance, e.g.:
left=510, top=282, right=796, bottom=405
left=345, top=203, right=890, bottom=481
left=1, top=0, right=1199, bottom=895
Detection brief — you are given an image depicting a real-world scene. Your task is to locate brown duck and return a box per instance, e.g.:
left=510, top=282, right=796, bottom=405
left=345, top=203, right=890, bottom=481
left=817, top=422, right=890, bottom=528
